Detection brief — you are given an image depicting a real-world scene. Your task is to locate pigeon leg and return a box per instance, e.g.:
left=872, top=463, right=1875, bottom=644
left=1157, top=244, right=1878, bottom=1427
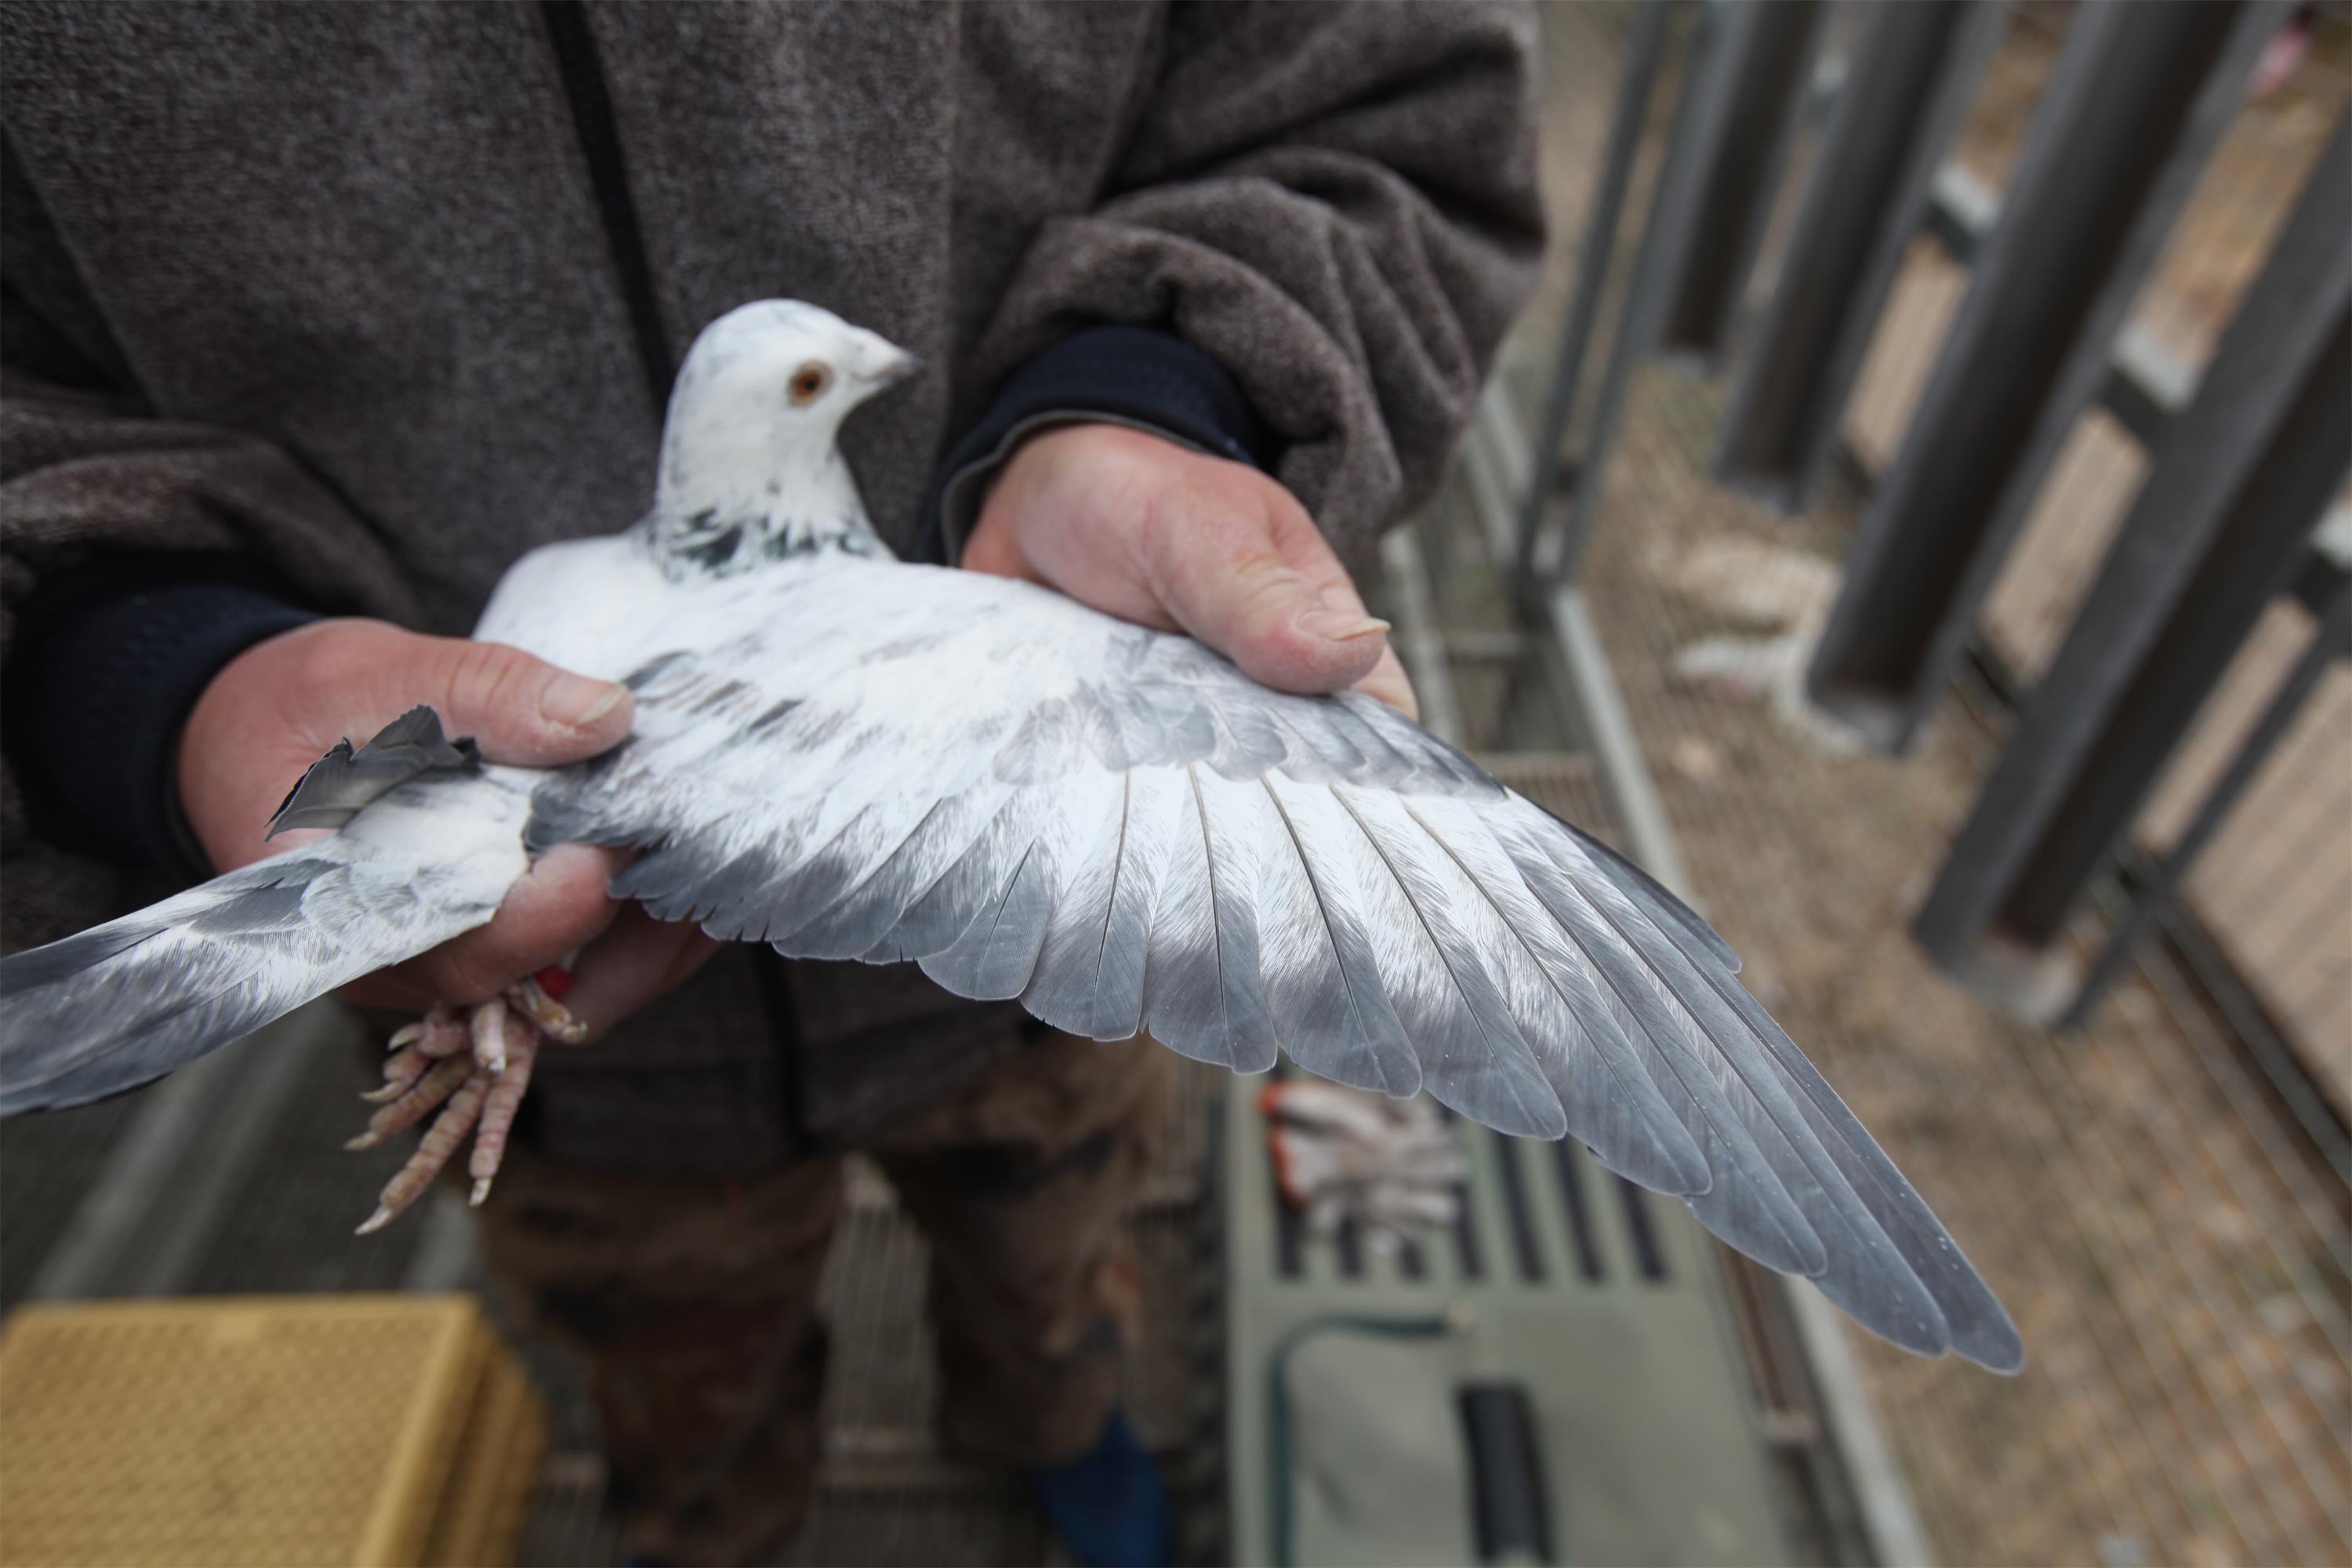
left=390, top=1000, right=468, bottom=1058
left=467, top=1014, right=539, bottom=1207
left=362, top=1044, right=433, bottom=1104
left=347, top=983, right=585, bottom=1231
left=347, top=1054, right=474, bottom=1148
left=505, top=971, right=587, bottom=1044
left=469, top=995, right=509, bottom=1074
left=358, top=1069, right=492, bottom=1234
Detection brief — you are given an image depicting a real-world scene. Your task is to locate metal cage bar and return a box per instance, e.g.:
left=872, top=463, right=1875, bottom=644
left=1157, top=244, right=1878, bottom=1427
left=1804, top=0, right=2294, bottom=753
left=1510, top=0, right=1678, bottom=590
left=1548, top=0, right=1722, bottom=586
left=2058, top=579, right=2352, bottom=1031
left=1653, top=0, right=1831, bottom=366
left=1911, top=108, right=2352, bottom=995
left=1711, top=0, right=2011, bottom=512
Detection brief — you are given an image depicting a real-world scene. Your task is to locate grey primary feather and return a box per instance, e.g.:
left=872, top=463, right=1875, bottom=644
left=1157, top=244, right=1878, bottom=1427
left=1254, top=773, right=1418, bottom=1098
left=1403, top=794, right=1709, bottom=1197
left=1138, top=765, right=1278, bottom=1073
left=1332, top=785, right=1568, bottom=1140
left=1570, top=821, right=1743, bottom=975
left=1604, top=862, right=2024, bottom=1370
left=775, top=784, right=1014, bottom=960
left=1493, top=809, right=1831, bottom=1279
left=875, top=792, right=1051, bottom=964
left=1022, top=771, right=1175, bottom=1042
left=924, top=768, right=1123, bottom=1002
left=1549, top=829, right=1990, bottom=1363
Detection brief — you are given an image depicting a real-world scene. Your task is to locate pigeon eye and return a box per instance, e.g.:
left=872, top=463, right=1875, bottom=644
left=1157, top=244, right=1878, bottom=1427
left=787, top=362, right=832, bottom=406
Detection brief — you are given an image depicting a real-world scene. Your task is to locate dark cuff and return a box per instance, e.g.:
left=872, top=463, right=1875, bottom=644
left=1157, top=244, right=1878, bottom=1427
left=4, top=555, right=320, bottom=879
left=920, top=325, right=1274, bottom=564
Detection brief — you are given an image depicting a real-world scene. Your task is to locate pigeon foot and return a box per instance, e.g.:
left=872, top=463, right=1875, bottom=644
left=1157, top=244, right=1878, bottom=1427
left=347, top=980, right=586, bottom=1233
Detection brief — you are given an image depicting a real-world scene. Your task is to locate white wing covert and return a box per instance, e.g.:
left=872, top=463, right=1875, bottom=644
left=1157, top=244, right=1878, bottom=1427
left=521, top=563, right=2023, bottom=1372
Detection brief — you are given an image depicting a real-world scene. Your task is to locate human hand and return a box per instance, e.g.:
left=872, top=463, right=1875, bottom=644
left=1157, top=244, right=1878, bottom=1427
left=179, top=618, right=717, bottom=1031
left=962, top=423, right=1418, bottom=717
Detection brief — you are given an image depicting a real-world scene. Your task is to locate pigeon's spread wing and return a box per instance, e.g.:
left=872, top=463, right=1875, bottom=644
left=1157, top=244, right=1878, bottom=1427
left=520, top=563, right=2020, bottom=1371
left=0, top=771, right=531, bottom=1115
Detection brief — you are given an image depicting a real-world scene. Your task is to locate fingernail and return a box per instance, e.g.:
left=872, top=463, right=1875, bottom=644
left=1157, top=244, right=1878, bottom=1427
left=1296, top=608, right=1391, bottom=643
left=542, top=673, right=628, bottom=728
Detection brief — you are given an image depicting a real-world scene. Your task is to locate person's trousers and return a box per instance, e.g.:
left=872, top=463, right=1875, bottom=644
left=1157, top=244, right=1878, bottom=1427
left=473, top=1029, right=1174, bottom=1566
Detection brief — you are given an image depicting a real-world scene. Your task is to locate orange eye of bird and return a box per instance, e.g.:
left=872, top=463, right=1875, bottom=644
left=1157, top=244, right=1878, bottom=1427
left=787, top=363, right=832, bottom=406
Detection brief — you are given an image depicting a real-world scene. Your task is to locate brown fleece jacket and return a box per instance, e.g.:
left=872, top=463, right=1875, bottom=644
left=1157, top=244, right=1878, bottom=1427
left=0, top=0, right=1542, bottom=1163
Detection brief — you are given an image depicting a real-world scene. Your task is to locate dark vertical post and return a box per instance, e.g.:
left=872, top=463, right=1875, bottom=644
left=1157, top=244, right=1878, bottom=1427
left=1511, top=0, right=1678, bottom=590
left=1911, top=110, right=2352, bottom=985
left=1655, top=0, right=1831, bottom=365
left=2058, top=582, right=2351, bottom=1030
left=1805, top=0, right=2294, bottom=752
left=1549, top=2, right=1724, bottom=584
left=1712, top=1, right=2012, bottom=511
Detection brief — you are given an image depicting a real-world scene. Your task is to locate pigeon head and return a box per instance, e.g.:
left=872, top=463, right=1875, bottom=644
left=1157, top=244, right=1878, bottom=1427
left=650, top=299, right=920, bottom=574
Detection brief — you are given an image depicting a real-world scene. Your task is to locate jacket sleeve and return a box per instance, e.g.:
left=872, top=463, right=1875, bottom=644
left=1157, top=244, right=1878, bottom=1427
left=0, top=328, right=419, bottom=946
left=959, top=0, right=1545, bottom=567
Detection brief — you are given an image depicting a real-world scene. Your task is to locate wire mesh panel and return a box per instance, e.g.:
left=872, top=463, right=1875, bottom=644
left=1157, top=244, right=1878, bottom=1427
left=1566, top=365, right=2350, bottom=1567
left=1856, top=5, right=2352, bottom=1084
left=1503, top=4, right=2352, bottom=1563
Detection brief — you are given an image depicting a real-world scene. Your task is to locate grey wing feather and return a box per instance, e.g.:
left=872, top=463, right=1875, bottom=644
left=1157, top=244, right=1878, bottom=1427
left=1401, top=794, right=1710, bottom=1197
left=774, top=785, right=1016, bottom=960
left=1490, top=807, right=1831, bottom=1277
left=516, top=564, right=2018, bottom=1371
left=1022, top=771, right=1180, bottom=1043
left=1137, top=766, right=1278, bottom=1073
left=1327, top=784, right=1566, bottom=1140
left=1543, top=822, right=2020, bottom=1369
left=0, top=773, right=528, bottom=1115
left=267, top=705, right=482, bottom=835
left=1566, top=819, right=1742, bottom=975
left=924, top=768, right=1123, bottom=1002
left=1254, top=773, right=1419, bottom=1098
left=1595, top=855, right=2024, bottom=1370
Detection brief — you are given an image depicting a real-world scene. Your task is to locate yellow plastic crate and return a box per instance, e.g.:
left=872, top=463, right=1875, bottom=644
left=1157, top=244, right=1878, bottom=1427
left=0, top=1294, right=546, bottom=1568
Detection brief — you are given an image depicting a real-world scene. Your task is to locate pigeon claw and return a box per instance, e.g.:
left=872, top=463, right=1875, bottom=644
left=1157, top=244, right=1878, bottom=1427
left=470, top=996, right=509, bottom=1075
left=506, top=973, right=587, bottom=1044
left=345, top=983, right=586, bottom=1232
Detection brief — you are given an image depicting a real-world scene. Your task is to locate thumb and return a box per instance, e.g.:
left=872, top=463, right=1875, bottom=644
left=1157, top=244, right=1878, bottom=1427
left=1145, top=483, right=1392, bottom=696
left=397, top=635, right=634, bottom=766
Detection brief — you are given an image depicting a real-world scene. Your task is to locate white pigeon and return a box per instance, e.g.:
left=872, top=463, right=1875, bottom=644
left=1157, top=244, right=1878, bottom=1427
left=0, top=299, right=2021, bottom=1372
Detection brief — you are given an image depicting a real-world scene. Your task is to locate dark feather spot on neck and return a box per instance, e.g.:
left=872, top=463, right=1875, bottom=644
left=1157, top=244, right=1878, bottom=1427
left=681, top=524, right=744, bottom=571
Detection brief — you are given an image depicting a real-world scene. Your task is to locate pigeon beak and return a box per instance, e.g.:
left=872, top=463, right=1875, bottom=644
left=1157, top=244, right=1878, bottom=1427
left=872, top=350, right=924, bottom=391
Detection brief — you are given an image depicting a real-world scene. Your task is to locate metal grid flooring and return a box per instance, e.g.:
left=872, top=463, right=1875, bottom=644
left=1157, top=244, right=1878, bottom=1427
left=1552, top=361, right=2351, bottom=1568
left=0, top=989, right=1231, bottom=1568
left=1207, top=747, right=1856, bottom=1568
